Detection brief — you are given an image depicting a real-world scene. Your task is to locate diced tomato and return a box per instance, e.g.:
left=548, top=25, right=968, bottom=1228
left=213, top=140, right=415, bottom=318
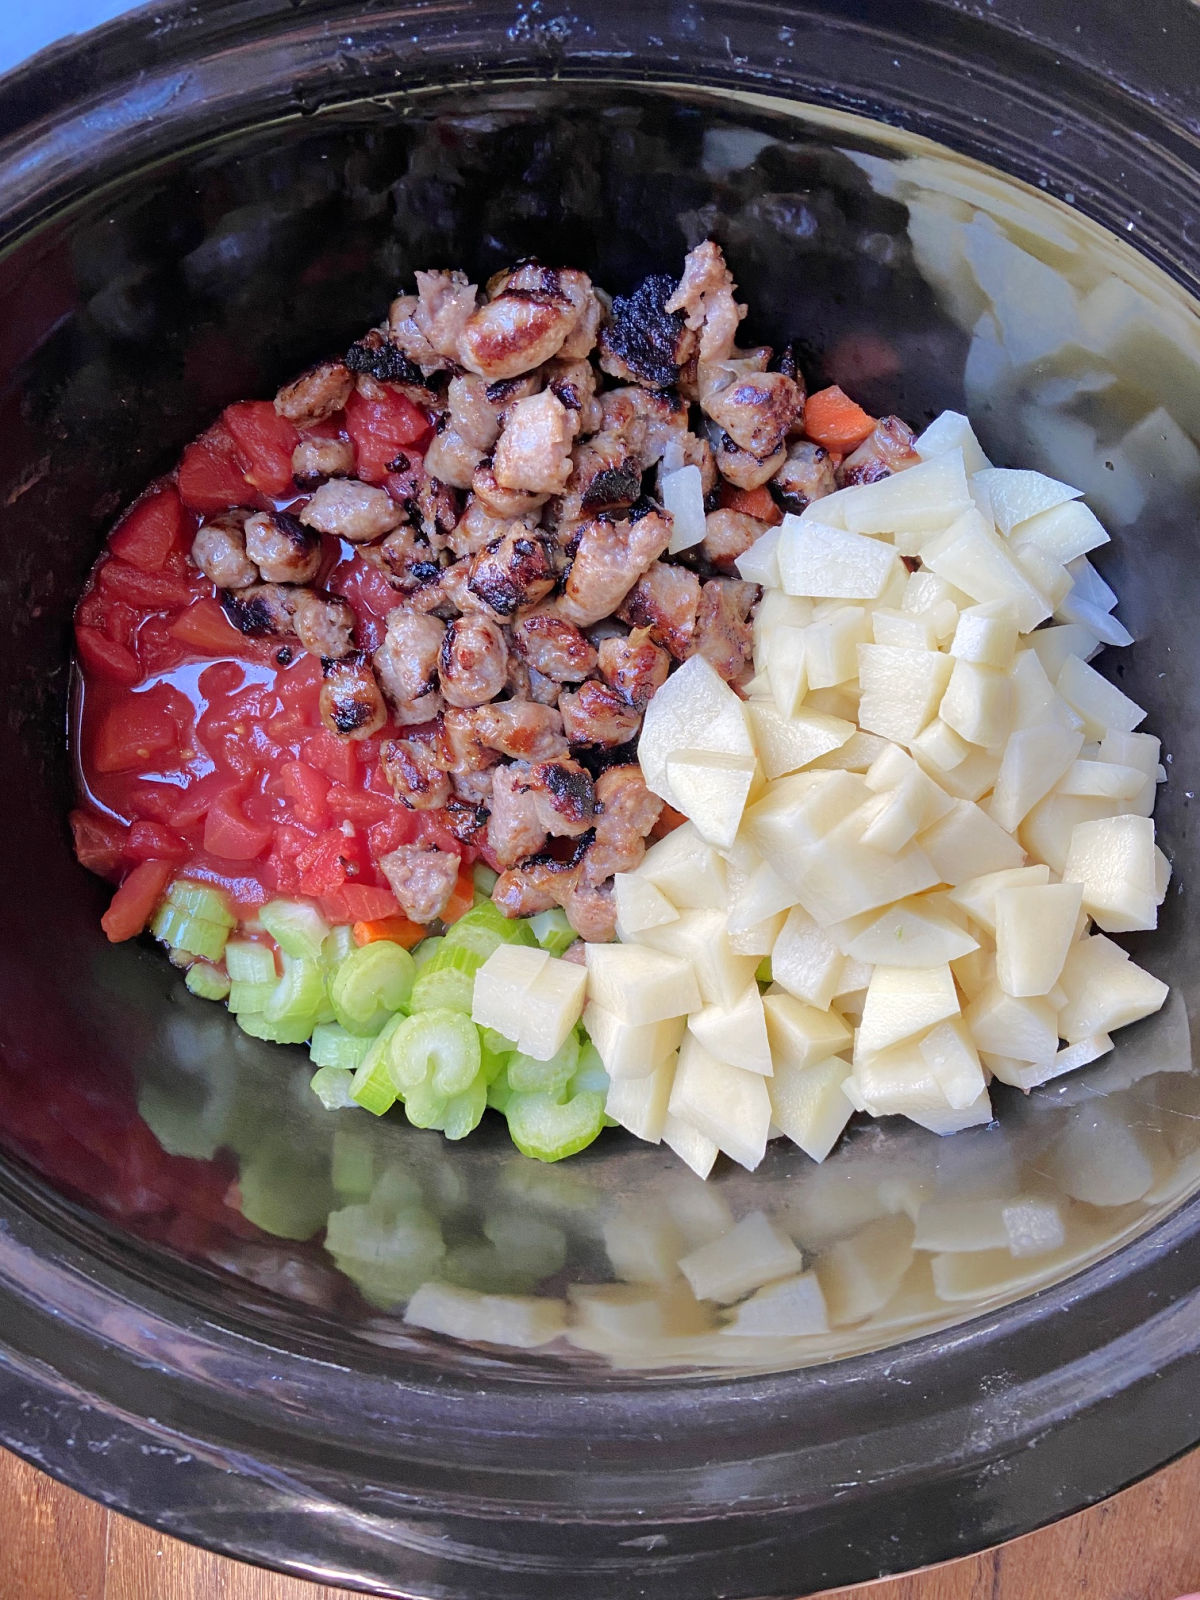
left=168, top=598, right=251, bottom=656
left=74, top=625, right=140, bottom=687
left=320, top=883, right=402, bottom=924
left=344, top=386, right=428, bottom=483
left=418, top=814, right=469, bottom=858
left=718, top=482, right=783, bottom=525
left=441, top=864, right=475, bottom=926
left=263, top=849, right=302, bottom=895
left=278, top=760, right=331, bottom=828
left=302, top=730, right=358, bottom=786
left=203, top=791, right=273, bottom=862
left=100, top=859, right=174, bottom=942
left=127, top=782, right=187, bottom=824
left=98, top=558, right=193, bottom=612
left=223, top=400, right=300, bottom=497
left=295, top=826, right=369, bottom=895
left=368, top=809, right=422, bottom=858
left=352, top=914, right=426, bottom=949
left=178, top=427, right=250, bottom=514
left=167, top=772, right=242, bottom=830
left=197, top=660, right=245, bottom=699
left=325, top=784, right=395, bottom=826
left=125, top=820, right=188, bottom=862
left=70, top=809, right=129, bottom=877
left=274, top=822, right=314, bottom=859
left=107, top=485, right=188, bottom=572
left=101, top=600, right=140, bottom=647
left=93, top=692, right=181, bottom=775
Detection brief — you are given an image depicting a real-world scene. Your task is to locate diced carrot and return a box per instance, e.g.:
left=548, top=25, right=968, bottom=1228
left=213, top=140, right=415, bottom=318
left=801, top=385, right=877, bottom=453
left=717, top=482, right=782, bottom=526
left=101, top=859, right=174, bottom=942
left=352, top=916, right=427, bottom=949
left=441, top=865, right=476, bottom=926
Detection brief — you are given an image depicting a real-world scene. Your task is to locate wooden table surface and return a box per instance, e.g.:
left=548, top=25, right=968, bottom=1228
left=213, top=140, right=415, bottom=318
left=2, top=1444, right=1198, bottom=1600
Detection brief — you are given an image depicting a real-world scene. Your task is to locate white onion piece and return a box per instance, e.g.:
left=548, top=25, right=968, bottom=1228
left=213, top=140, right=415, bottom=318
left=662, top=464, right=707, bottom=553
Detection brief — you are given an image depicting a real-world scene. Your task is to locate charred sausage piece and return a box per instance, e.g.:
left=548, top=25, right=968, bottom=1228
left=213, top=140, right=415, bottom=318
left=690, top=577, right=758, bottom=686
left=243, top=510, right=322, bottom=585
left=836, top=416, right=919, bottom=488
left=222, top=582, right=298, bottom=637
left=561, top=880, right=617, bottom=942
left=380, top=733, right=454, bottom=810
left=458, top=264, right=594, bottom=381
left=345, top=328, right=426, bottom=386
left=597, top=629, right=670, bottom=709
left=616, top=563, right=701, bottom=659
left=373, top=610, right=445, bottom=725
left=373, top=526, right=442, bottom=594
left=293, top=590, right=357, bottom=659
left=444, top=702, right=569, bottom=764
left=598, top=272, right=697, bottom=390
left=701, top=367, right=803, bottom=460
left=700, top=509, right=767, bottom=571
left=292, top=436, right=356, bottom=488
left=423, top=425, right=483, bottom=492
left=713, top=429, right=789, bottom=491
left=664, top=240, right=747, bottom=364
left=192, top=513, right=258, bottom=589
left=771, top=439, right=837, bottom=513
left=379, top=844, right=461, bottom=924
left=319, top=652, right=388, bottom=740
left=470, top=460, right=549, bottom=520
left=274, top=360, right=354, bottom=425
left=467, top=526, right=557, bottom=617
left=599, top=386, right=690, bottom=468
left=511, top=606, right=598, bottom=683
left=300, top=480, right=405, bottom=543
left=543, top=356, right=603, bottom=435
left=491, top=389, right=574, bottom=495
left=581, top=765, right=663, bottom=886
left=487, top=763, right=551, bottom=867
left=387, top=270, right=479, bottom=375
left=558, top=508, right=673, bottom=628
left=557, top=681, right=642, bottom=748
left=437, top=614, right=509, bottom=707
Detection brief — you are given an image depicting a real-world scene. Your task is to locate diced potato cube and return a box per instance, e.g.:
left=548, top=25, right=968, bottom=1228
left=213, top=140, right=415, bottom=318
left=965, top=982, right=1058, bottom=1062
left=518, top=957, right=589, bottom=1060
left=909, top=717, right=970, bottom=773
left=985, top=1033, right=1113, bottom=1091
left=668, top=1035, right=773, bottom=1171
left=664, top=748, right=757, bottom=849
left=678, top=1211, right=804, bottom=1303
left=841, top=898, right=978, bottom=968
left=914, top=1197, right=1011, bottom=1253
left=726, top=858, right=797, bottom=937
left=972, top=466, right=1081, bottom=534
left=939, top=658, right=1012, bottom=749
left=583, top=1003, right=687, bottom=1080
left=915, top=410, right=990, bottom=476
left=1062, top=813, right=1162, bottom=932
left=919, top=799, right=1025, bottom=884
left=721, top=1271, right=830, bottom=1335
left=817, top=1214, right=916, bottom=1325
left=404, top=1283, right=566, bottom=1348
left=661, top=1112, right=719, bottom=1180
left=745, top=699, right=854, bottom=781
left=584, top=944, right=702, bottom=1024
left=1056, top=653, right=1146, bottom=740
left=809, top=729, right=892, bottom=772
left=994, top=880, right=1083, bottom=996
left=767, top=1056, right=855, bottom=1162
left=1013, top=542, right=1072, bottom=608
left=762, top=992, right=851, bottom=1069
left=840, top=450, right=971, bottom=537
left=745, top=770, right=868, bottom=869
left=946, top=863, right=1051, bottom=934
left=857, top=644, right=954, bottom=743
left=906, top=1087, right=994, bottom=1136
left=770, top=907, right=845, bottom=1009
left=805, top=605, right=871, bottom=687
left=872, top=607, right=939, bottom=650
left=638, top=822, right=728, bottom=909
left=864, top=744, right=955, bottom=822
left=918, top=1015, right=987, bottom=1109
left=930, top=745, right=1003, bottom=804
left=638, top=655, right=755, bottom=812
left=778, top=518, right=899, bottom=599
left=1009, top=498, right=1108, bottom=563
left=856, top=963, right=959, bottom=1058
left=1027, top=623, right=1101, bottom=680
left=988, top=722, right=1084, bottom=832
left=1018, top=791, right=1118, bottom=875
left=472, top=945, right=550, bottom=1039
left=634, top=909, right=758, bottom=1008
left=854, top=779, right=929, bottom=854
left=734, top=522, right=784, bottom=585
left=613, top=872, right=678, bottom=936
left=852, top=1039, right=951, bottom=1120
left=766, top=623, right=809, bottom=716
left=688, top=983, right=773, bottom=1076
left=949, top=601, right=1018, bottom=670
left=1055, top=758, right=1146, bottom=800
left=926, top=508, right=1052, bottom=632
left=783, top=820, right=940, bottom=925
left=604, top=1052, right=677, bottom=1142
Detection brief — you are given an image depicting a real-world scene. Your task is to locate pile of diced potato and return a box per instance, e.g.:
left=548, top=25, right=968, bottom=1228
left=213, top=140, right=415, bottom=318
left=586, top=412, right=1170, bottom=1178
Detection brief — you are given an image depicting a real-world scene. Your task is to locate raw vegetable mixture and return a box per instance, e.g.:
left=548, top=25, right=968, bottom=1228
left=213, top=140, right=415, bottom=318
left=70, top=242, right=1169, bottom=1172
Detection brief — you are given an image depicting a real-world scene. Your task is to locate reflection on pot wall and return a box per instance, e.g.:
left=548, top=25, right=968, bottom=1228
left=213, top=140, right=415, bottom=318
left=2, top=85, right=1198, bottom=1376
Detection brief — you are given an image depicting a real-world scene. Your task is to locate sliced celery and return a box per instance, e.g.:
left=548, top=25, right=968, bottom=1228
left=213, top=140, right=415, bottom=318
left=181, top=960, right=229, bottom=1001
left=422, top=940, right=488, bottom=977
left=150, top=903, right=229, bottom=962
left=568, top=1039, right=609, bottom=1098
left=507, top=1030, right=579, bottom=1098
left=529, top=908, right=575, bottom=957
left=443, top=901, right=536, bottom=965
left=408, top=963, right=474, bottom=1015
left=166, top=878, right=236, bottom=927
left=350, top=1015, right=404, bottom=1114
left=401, top=1079, right=451, bottom=1129
left=227, top=979, right=278, bottom=1014
left=322, top=923, right=357, bottom=970
left=310, top=1023, right=373, bottom=1072
left=412, top=935, right=444, bottom=971
left=265, top=955, right=326, bottom=1027
left=224, top=939, right=277, bottom=984
left=486, top=1067, right=514, bottom=1114
left=472, top=861, right=499, bottom=896
left=260, top=898, right=331, bottom=962
left=331, top=941, right=416, bottom=1035
left=481, top=1026, right=517, bottom=1059
left=505, top=1088, right=607, bottom=1163
left=236, top=1010, right=316, bottom=1045
left=439, top=1077, right=487, bottom=1141
left=310, top=1065, right=357, bottom=1110
left=386, top=1009, right=481, bottom=1098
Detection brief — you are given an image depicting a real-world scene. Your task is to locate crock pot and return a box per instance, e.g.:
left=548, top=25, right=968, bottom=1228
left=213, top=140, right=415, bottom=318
left=1, top=2, right=1199, bottom=1595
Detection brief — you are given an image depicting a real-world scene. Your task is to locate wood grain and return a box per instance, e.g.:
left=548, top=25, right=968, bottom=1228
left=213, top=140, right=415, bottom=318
left=3, top=1444, right=1199, bottom=1599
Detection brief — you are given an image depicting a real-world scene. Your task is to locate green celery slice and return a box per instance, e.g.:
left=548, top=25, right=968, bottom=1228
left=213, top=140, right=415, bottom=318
left=260, top=898, right=331, bottom=962
left=529, top=908, right=575, bottom=957
left=331, top=941, right=416, bottom=1035
left=227, top=979, right=278, bottom=1015
left=310, top=1065, right=357, bottom=1110
left=265, top=954, right=326, bottom=1025
left=472, top=861, right=499, bottom=896
left=507, top=1030, right=579, bottom=1098
left=224, top=939, right=277, bottom=984
left=386, top=1009, right=481, bottom=1098
left=439, top=1076, right=488, bottom=1140
left=408, top=963, right=474, bottom=1015
left=411, top=936, right=444, bottom=972
left=183, top=961, right=231, bottom=1001
left=505, top=1089, right=607, bottom=1163
left=166, top=878, right=236, bottom=927
left=350, top=1015, right=404, bottom=1114
left=150, top=903, right=229, bottom=961
left=322, top=923, right=357, bottom=969
left=309, top=1023, right=373, bottom=1072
